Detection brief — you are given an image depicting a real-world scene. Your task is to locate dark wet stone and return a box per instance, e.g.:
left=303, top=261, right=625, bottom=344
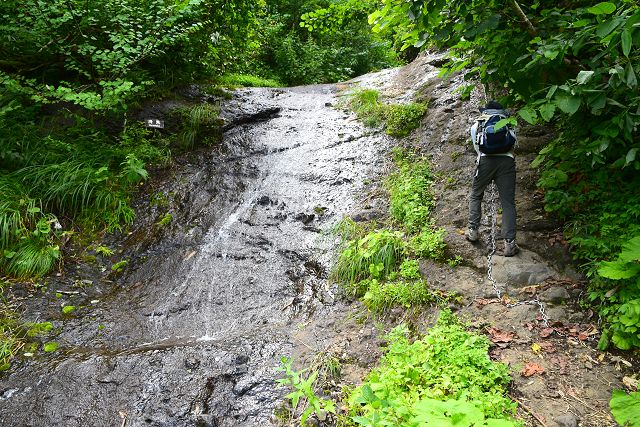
left=294, top=213, right=315, bottom=225
left=257, top=195, right=273, bottom=206
left=185, top=357, right=200, bottom=370
left=331, top=177, right=352, bottom=186
left=427, top=57, right=448, bottom=67
left=235, top=354, right=249, bottom=365
left=194, top=414, right=217, bottom=427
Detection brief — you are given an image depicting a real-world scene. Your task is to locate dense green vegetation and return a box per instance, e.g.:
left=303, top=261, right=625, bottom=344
left=347, top=311, right=517, bottom=426
left=369, top=0, right=640, bottom=350
left=277, top=310, right=518, bottom=426
left=240, top=0, right=400, bottom=85
left=332, top=148, right=450, bottom=313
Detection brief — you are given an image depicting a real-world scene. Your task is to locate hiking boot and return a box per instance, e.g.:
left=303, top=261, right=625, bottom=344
left=504, top=239, right=519, bottom=257
left=465, top=227, right=479, bottom=242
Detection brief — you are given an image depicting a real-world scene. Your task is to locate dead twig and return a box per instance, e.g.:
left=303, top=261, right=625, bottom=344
left=510, top=395, right=548, bottom=427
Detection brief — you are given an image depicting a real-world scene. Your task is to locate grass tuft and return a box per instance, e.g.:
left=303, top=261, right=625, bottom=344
left=217, top=73, right=281, bottom=88
left=332, top=229, right=406, bottom=286
left=344, top=89, right=427, bottom=137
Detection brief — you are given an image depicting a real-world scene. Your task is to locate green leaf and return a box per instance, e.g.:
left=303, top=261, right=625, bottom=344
left=571, top=19, right=592, bottom=28
left=539, top=103, right=556, bottom=122
left=486, top=420, right=518, bottom=427
left=494, top=117, right=516, bottom=130
left=587, top=2, right=616, bottom=15
left=598, top=261, right=640, bottom=279
left=62, top=305, right=76, bottom=314
left=576, top=70, right=594, bottom=85
left=554, top=93, right=581, bottom=115
left=622, top=29, right=633, bottom=57
left=625, top=148, right=638, bottom=167
left=610, top=390, right=640, bottom=425
left=619, top=236, right=640, bottom=263
left=44, top=342, right=59, bottom=352
left=518, top=107, right=537, bottom=124
left=625, top=63, right=637, bottom=88
left=597, top=17, right=625, bottom=38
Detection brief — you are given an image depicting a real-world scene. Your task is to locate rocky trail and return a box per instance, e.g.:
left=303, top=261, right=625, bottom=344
left=1, top=53, right=637, bottom=427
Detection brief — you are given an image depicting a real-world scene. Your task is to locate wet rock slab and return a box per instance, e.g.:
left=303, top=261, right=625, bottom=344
left=0, top=86, right=391, bottom=426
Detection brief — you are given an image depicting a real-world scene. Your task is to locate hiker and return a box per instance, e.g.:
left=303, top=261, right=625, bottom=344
left=465, top=100, right=519, bottom=257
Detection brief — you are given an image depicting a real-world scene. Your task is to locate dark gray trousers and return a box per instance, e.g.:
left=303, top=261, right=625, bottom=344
left=468, top=156, right=517, bottom=241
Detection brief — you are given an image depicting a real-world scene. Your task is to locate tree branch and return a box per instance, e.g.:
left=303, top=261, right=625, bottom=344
left=509, top=0, right=537, bottom=37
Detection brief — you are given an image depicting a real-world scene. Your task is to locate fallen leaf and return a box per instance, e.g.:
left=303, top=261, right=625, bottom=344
left=597, top=353, right=605, bottom=363
left=521, top=285, right=541, bottom=294
left=623, top=376, right=638, bottom=391
left=611, top=356, right=633, bottom=368
left=474, top=298, right=499, bottom=307
left=531, top=343, right=542, bottom=355
left=539, top=341, right=557, bottom=353
left=488, top=327, right=516, bottom=343
left=605, top=286, right=619, bottom=298
left=522, top=362, right=545, bottom=377
left=539, top=328, right=554, bottom=338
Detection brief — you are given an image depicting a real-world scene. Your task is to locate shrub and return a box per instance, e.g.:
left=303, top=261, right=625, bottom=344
left=332, top=230, right=406, bottom=285
left=387, top=149, right=434, bottom=232
left=347, top=310, right=517, bottom=424
left=384, top=103, right=428, bottom=137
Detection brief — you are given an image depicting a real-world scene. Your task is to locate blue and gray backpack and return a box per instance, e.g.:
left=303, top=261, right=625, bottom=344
left=476, top=113, right=516, bottom=154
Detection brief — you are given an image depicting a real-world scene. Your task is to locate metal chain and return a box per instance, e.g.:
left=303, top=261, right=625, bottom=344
left=486, top=183, right=550, bottom=328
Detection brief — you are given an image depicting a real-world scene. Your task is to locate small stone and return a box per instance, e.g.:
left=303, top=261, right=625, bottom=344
left=184, top=357, right=200, bottom=370
left=257, top=195, right=272, bottom=206
left=235, top=354, right=249, bottom=365
left=553, top=413, right=578, bottom=427
left=294, top=213, right=315, bottom=224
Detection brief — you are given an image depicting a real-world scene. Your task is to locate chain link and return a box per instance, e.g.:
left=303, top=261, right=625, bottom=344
left=486, top=183, right=550, bottom=328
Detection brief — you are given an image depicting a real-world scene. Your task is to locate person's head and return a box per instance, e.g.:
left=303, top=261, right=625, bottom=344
left=480, top=100, right=503, bottom=112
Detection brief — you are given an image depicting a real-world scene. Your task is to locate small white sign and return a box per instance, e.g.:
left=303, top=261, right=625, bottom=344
left=145, top=119, right=165, bottom=129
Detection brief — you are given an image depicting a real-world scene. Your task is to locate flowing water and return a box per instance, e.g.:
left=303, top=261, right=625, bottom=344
left=0, top=85, right=391, bottom=426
